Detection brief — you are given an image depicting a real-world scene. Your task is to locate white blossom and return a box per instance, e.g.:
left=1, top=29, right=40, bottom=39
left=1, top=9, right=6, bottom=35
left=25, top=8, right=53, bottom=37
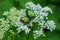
left=1, top=2, right=56, bottom=39
left=45, top=20, right=56, bottom=31
left=25, top=2, right=56, bottom=39
left=0, top=18, right=10, bottom=39
left=33, top=28, right=45, bottom=39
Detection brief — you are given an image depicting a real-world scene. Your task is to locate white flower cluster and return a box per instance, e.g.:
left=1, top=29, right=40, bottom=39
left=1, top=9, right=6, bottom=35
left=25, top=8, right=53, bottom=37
left=17, top=25, right=30, bottom=34
left=3, top=7, right=22, bottom=26
left=25, top=2, right=56, bottom=39
left=3, top=7, right=30, bottom=34
left=33, top=28, right=45, bottom=39
left=0, top=18, right=10, bottom=39
left=2, top=2, right=56, bottom=39
left=45, top=20, right=56, bottom=31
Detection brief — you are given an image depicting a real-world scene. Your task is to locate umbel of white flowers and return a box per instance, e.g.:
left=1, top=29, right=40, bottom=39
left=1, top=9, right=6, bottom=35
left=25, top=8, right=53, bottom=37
left=0, top=18, right=10, bottom=39
left=0, top=2, right=56, bottom=39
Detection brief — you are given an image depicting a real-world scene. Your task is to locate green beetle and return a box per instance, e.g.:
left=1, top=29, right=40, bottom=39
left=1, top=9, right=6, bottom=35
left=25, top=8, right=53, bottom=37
left=26, top=9, right=35, bottom=18
left=20, top=17, right=29, bottom=23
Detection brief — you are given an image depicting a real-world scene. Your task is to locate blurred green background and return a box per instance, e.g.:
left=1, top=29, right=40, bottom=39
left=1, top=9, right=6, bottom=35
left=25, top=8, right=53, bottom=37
left=0, top=0, right=60, bottom=40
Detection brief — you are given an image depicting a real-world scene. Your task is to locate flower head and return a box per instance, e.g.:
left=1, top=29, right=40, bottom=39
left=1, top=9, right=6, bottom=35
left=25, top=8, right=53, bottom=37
left=1, top=2, right=56, bottom=39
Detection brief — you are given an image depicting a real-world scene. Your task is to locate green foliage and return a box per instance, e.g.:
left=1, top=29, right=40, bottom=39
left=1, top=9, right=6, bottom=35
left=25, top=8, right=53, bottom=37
left=46, top=0, right=60, bottom=3
left=0, top=0, right=60, bottom=40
